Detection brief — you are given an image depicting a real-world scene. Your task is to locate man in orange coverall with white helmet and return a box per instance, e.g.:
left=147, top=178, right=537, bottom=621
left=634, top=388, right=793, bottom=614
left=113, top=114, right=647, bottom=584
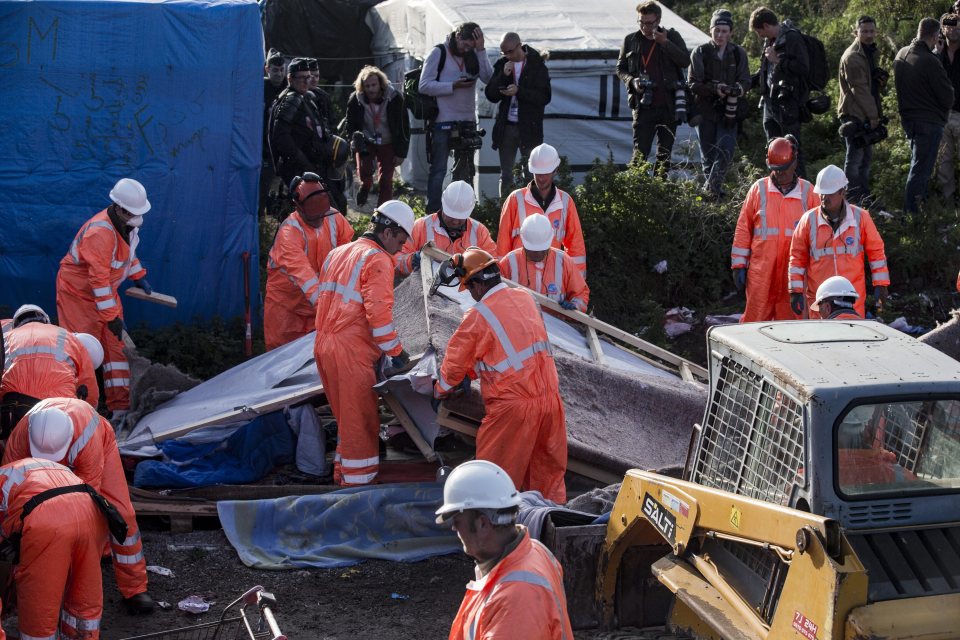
left=437, top=460, right=573, bottom=640
left=314, top=200, right=415, bottom=486
left=0, top=457, right=108, bottom=638
left=731, top=136, right=819, bottom=321
left=56, top=178, right=154, bottom=421
left=395, top=181, right=497, bottom=276
left=264, top=173, right=354, bottom=350
left=432, top=247, right=567, bottom=503
left=4, top=399, right=155, bottom=613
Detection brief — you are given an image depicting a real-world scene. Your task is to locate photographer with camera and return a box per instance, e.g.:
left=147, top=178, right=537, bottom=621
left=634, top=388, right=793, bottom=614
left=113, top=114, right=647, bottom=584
left=838, top=16, right=886, bottom=205
left=617, top=1, right=690, bottom=173
left=418, top=22, right=494, bottom=214
left=345, top=66, right=410, bottom=207
left=937, top=14, right=960, bottom=205
left=689, top=9, right=750, bottom=199
left=751, top=7, right=810, bottom=178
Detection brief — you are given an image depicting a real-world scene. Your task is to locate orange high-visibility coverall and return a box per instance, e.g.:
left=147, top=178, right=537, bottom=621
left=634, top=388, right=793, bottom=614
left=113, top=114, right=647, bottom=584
left=731, top=177, right=819, bottom=322
left=435, top=284, right=567, bottom=502
left=395, top=214, right=498, bottom=276
left=788, top=204, right=890, bottom=319
left=498, top=248, right=589, bottom=312
left=496, top=187, right=586, bottom=275
left=3, top=397, right=148, bottom=599
left=314, top=236, right=403, bottom=486
left=264, top=210, right=354, bottom=350
left=449, top=527, right=573, bottom=640
left=0, top=458, right=107, bottom=639
left=56, top=209, right=146, bottom=411
left=1, top=323, right=99, bottom=409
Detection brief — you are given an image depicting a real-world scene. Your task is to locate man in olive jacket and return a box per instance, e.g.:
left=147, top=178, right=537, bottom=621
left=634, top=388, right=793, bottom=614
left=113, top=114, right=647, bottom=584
left=617, top=1, right=690, bottom=171
left=485, top=32, right=552, bottom=200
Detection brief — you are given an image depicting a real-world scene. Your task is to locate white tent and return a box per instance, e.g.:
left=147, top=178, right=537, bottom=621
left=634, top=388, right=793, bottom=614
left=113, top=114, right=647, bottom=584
left=366, top=0, right=709, bottom=199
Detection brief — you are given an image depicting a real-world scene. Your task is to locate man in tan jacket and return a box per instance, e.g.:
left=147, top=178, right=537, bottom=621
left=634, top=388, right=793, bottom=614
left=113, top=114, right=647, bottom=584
left=838, top=16, right=885, bottom=204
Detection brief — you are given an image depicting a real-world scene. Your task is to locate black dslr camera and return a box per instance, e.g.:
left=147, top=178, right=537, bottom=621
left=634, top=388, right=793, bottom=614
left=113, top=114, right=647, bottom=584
left=673, top=81, right=690, bottom=124
left=451, top=122, right=486, bottom=152
left=838, top=116, right=889, bottom=148
left=773, top=80, right=795, bottom=102
left=719, top=83, right=745, bottom=126
left=350, top=131, right=376, bottom=157
left=636, top=73, right=655, bottom=107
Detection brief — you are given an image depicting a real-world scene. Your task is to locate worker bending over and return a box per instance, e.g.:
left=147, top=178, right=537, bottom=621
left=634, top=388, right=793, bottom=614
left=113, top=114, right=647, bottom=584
left=498, top=214, right=589, bottom=312
left=396, top=181, right=497, bottom=276
left=314, top=201, right=415, bottom=486
left=4, top=399, right=155, bottom=613
left=497, top=144, right=586, bottom=274
left=438, top=460, right=573, bottom=640
left=433, top=248, right=567, bottom=502
left=264, top=173, right=353, bottom=350
left=811, top=276, right=862, bottom=320
left=56, top=178, right=154, bottom=423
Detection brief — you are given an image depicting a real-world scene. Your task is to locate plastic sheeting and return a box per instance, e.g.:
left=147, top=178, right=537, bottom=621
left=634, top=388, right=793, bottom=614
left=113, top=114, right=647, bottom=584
left=0, top=0, right=263, bottom=327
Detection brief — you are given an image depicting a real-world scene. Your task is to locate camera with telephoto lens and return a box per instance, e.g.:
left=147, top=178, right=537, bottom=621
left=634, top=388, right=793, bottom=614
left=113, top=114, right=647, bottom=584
left=773, top=80, right=794, bottom=102
left=720, top=83, right=745, bottom=126
left=673, top=81, right=689, bottom=124
left=636, top=73, right=655, bottom=107
left=350, top=131, right=377, bottom=157
left=838, top=116, right=889, bottom=148
left=451, top=122, right=486, bottom=152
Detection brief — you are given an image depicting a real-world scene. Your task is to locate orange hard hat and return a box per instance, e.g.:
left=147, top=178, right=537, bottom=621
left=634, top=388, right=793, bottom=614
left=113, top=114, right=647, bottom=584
left=454, top=247, right=498, bottom=291
left=291, top=173, right=331, bottom=216
left=766, top=137, right=797, bottom=170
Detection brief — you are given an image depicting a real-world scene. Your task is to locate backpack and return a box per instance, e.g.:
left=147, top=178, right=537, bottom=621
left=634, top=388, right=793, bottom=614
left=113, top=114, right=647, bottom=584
left=785, top=21, right=828, bottom=92
left=404, top=44, right=446, bottom=122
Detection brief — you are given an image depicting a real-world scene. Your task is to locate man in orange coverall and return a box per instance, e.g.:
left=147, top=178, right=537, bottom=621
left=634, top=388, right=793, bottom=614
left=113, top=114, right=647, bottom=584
left=498, top=213, right=589, bottom=312
left=496, top=144, right=586, bottom=275
left=56, top=178, right=154, bottom=420
left=788, top=164, right=890, bottom=319
left=0, top=457, right=108, bottom=638
left=314, top=200, right=415, bottom=486
left=4, top=399, right=155, bottom=613
left=432, top=247, right=567, bottom=502
left=436, top=460, right=573, bottom=640
left=395, top=181, right=497, bottom=276
left=0, top=305, right=102, bottom=435
left=264, top=173, right=354, bottom=350
left=731, top=136, right=819, bottom=321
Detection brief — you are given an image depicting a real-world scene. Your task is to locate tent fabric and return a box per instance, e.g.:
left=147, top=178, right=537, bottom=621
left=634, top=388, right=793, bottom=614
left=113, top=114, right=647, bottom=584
left=0, top=0, right=263, bottom=327
left=133, top=411, right=296, bottom=488
left=217, top=482, right=461, bottom=569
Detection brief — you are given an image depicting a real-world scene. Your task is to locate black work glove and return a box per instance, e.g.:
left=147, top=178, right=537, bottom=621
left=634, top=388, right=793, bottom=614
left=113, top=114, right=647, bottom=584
left=383, top=349, right=410, bottom=378
left=76, top=385, right=89, bottom=401
left=458, top=376, right=471, bottom=397
left=790, top=293, right=805, bottom=316
left=107, top=317, right=124, bottom=341
left=733, top=269, right=747, bottom=292
left=132, top=278, right=153, bottom=295
left=430, top=396, right=441, bottom=413
left=874, top=285, right=888, bottom=303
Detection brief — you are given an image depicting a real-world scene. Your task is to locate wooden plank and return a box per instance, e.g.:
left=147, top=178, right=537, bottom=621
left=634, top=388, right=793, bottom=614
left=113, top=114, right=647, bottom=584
left=436, top=406, right=479, bottom=439
left=125, top=287, right=179, bottom=308
left=161, top=485, right=341, bottom=501
left=585, top=326, right=605, bottom=366
left=381, top=390, right=437, bottom=462
left=131, top=500, right=219, bottom=517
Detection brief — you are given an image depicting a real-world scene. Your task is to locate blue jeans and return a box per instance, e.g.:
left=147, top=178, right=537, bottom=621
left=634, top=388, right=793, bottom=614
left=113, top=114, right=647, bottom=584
left=697, top=118, right=737, bottom=195
left=843, top=138, right=873, bottom=204
left=903, top=119, right=945, bottom=213
left=428, top=121, right=476, bottom=213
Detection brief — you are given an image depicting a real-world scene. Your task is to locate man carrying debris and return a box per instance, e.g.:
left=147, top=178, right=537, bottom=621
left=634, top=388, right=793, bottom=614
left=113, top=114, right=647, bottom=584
left=314, top=201, right=415, bottom=486
left=732, top=136, right=818, bottom=322
left=264, top=173, right=353, bottom=350
left=496, top=144, right=586, bottom=275
left=437, top=460, right=573, bottom=639
left=498, top=214, right=589, bottom=312
left=396, top=181, right=497, bottom=276
left=811, top=276, right=862, bottom=320
left=4, top=399, right=156, bottom=613
left=789, top=165, right=889, bottom=319
left=56, top=178, right=153, bottom=423
left=433, top=248, right=567, bottom=503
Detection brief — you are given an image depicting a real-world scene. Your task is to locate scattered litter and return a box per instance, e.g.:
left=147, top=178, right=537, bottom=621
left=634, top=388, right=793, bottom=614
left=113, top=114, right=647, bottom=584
left=877, top=209, right=894, bottom=219
left=391, top=593, right=410, bottom=600
left=339, top=568, right=361, bottom=578
left=705, top=313, right=743, bottom=326
left=666, top=307, right=696, bottom=323
left=166, top=544, right=220, bottom=552
left=156, top=601, right=173, bottom=610
left=918, top=293, right=933, bottom=309
left=653, top=260, right=668, bottom=274
left=178, top=595, right=212, bottom=614
left=664, top=307, right=696, bottom=338
left=888, top=316, right=926, bottom=335
left=665, top=322, right=693, bottom=338
left=146, top=565, right=175, bottom=578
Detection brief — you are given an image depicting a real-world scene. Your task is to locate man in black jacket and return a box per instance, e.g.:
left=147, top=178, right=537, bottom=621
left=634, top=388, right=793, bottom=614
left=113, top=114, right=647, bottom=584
left=617, top=1, right=690, bottom=171
left=484, top=33, right=552, bottom=200
left=751, top=6, right=810, bottom=178
left=260, top=50, right=286, bottom=216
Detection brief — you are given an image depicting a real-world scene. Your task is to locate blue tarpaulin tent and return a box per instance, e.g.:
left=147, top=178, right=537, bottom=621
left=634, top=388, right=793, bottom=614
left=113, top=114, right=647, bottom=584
left=0, top=0, right=263, bottom=327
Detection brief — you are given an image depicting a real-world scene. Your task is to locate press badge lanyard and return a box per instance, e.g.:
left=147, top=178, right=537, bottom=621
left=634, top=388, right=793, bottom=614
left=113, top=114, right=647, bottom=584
left=640, top=41, right=657, bottom=72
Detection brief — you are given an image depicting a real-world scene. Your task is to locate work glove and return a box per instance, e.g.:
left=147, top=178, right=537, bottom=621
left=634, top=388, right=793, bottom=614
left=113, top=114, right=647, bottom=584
left=431, top=381, right=443, bottom=413
left=790, top=293, right=805, bottom=316
left=411, top=252, right=421, bottom=272
left=133, top=278, right=153, bottom=295
left=76, top=385, right=89, bottom=401
left=733, top=268, right=747, bottom=292
left=457, top=376, right=471, bottom=397
left=107, top=317, right=124, bottom=341
left=874, top=285, right=889, bottom=303
left=559, top=300, right=577, bottom=311
left=383, top=349, right=410, bottom=378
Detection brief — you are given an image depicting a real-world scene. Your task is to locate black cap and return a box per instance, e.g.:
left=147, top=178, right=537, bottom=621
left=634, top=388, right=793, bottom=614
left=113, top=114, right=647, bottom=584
left=306, top=58, right=319, bottom=71
left=710, top=9, right=734, bottom=29
left=288, top=58, right=310, bottom=74
left=266, top=49, right=284, bottom=66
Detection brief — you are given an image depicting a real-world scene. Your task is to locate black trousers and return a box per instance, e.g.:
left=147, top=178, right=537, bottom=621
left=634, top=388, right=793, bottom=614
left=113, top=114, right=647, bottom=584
left=631, top=103, right=677, bottom=169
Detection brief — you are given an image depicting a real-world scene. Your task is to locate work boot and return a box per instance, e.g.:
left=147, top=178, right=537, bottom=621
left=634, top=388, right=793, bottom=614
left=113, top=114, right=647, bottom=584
left=124, top=592, right=156, bottom=614
left=356, top=186, right=370, bottom=206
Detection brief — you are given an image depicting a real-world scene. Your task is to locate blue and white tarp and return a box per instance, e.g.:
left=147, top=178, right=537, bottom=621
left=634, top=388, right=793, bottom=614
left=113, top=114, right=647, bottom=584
left=0, top=0, right=264, bottom=326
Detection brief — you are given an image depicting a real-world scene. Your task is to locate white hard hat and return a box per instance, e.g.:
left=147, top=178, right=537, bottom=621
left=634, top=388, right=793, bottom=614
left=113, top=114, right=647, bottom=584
left=435, top=460, right=521, bottom=524
left=520, top=213, right=554, bottom=252
left=811, top=275, right=859, bottom=311
left=74, top=333, right=104, bottom=369
left=109, top=178, right=151, bottom=215
left=27, top=406, right=73, bottom=462
left=12, top=304, right=50, bottom=328
left=528, top=143, right=560, bottom=175
left=441, top=181, right=476, bottom=220
left=374, top=200, right=415, bottom=236
left=813, top=164, right=848, bottom=195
